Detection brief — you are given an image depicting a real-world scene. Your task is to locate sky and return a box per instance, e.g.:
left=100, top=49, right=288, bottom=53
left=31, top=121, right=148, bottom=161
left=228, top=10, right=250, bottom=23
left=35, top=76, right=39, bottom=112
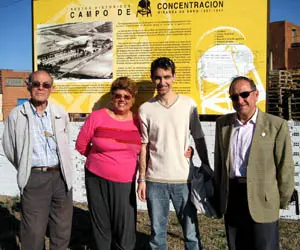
left=0, top=0, right=299, bottom=72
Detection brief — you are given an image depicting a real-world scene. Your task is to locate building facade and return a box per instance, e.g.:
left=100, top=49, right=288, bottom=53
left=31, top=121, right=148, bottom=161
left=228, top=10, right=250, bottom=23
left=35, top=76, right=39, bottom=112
left=270, top=21, right=300, bottom=70
left=0, top=69, right=30, bottom=120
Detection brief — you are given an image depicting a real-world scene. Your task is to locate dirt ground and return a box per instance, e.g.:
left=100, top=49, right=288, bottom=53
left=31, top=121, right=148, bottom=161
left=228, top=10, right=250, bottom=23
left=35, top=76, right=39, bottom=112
left=0, top=195, right=299, bottom=250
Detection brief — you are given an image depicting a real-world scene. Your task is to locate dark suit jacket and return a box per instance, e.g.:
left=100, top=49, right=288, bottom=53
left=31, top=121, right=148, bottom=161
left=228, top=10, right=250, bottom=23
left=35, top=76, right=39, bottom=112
left=214, top=109, right=294, bottom=223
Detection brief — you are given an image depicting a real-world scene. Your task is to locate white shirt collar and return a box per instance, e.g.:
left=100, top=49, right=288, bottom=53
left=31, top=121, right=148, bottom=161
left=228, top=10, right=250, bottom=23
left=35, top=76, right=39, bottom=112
left=235, top=108, right=258, bottom=126
left=30, top=101, right=49, bottom=117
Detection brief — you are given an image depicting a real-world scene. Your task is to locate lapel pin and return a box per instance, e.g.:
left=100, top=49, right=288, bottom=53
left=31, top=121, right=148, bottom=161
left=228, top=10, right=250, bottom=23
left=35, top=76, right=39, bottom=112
left=261, top=132, right=266, bottom=137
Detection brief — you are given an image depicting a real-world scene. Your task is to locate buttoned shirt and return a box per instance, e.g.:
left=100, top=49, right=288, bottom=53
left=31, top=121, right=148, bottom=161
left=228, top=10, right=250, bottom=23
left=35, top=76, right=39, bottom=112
left=229, top=108, right=258, bottom=178
left=30, top=102, right=59, bottom=167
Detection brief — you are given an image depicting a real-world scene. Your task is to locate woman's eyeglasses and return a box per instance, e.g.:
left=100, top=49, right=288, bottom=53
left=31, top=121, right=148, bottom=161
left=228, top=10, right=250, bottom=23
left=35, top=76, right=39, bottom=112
left=229, top=90, right=256, bottom=102
left=113, top=93, right=132, bottom=100
left=30, top=81, right=52, bottom=89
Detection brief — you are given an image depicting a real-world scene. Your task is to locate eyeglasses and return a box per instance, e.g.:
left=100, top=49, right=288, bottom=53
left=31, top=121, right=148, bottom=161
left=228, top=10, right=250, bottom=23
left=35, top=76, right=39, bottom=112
left=113, top=93, right=132, bottom=100
left=229, top=90, right=256, bottom=102
left=30, top=81, right=52, bottom=89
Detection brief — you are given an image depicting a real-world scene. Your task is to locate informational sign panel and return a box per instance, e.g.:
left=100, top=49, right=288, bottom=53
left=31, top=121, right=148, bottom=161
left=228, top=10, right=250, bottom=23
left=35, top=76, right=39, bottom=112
left=5, top=78, right=24, bottom=86
left=33, top=0, right=268, bottom=114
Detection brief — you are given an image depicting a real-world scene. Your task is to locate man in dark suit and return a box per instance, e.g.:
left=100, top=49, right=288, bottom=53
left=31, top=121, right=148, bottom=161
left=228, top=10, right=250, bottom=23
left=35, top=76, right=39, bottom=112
left=214, top=76, right=294, bottom=250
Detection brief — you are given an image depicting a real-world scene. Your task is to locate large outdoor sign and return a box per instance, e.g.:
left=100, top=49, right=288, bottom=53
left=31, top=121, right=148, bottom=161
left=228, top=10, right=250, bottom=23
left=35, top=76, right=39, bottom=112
left=33, top=0, right=268, bottom=114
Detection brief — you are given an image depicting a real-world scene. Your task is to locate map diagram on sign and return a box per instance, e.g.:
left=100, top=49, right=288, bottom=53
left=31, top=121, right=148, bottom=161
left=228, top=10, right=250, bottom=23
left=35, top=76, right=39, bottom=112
left=196, top=26, right=266, bottom=114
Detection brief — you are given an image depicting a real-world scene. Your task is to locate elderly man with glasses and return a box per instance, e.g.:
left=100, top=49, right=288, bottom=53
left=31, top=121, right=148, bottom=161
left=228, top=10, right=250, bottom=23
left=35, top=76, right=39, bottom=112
left=214, top=76, right=294, bottom=250
left=3, top=70, right=73, bottom=250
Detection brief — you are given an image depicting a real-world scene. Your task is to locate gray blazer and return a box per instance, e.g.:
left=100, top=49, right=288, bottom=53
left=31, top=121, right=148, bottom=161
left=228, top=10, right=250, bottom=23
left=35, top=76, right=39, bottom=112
left=2, top=101, right=73, bottom=193
left=214, top=109, right=294, bottom=223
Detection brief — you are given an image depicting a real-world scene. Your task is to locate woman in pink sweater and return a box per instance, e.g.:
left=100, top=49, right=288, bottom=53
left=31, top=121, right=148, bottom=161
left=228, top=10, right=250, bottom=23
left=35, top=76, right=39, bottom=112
left=76, top=77, right=141, bottom=250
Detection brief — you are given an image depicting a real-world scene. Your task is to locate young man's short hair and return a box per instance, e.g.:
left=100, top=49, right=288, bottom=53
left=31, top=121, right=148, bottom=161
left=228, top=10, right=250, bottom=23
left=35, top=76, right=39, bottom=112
left=151, top=57, right=176, bottom=77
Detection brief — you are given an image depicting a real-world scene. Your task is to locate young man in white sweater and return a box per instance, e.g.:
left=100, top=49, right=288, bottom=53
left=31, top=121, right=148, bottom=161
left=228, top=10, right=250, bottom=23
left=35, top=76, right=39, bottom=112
left=137, top=57, right=210, bottom=250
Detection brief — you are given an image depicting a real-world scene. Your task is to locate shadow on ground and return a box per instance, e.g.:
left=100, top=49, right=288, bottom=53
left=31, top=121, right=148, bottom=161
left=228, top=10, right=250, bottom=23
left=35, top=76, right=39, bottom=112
left=0, top=202, right=20, bottom=250
left=0, top=201, right=150, bottom=250
left=69, top=206, right=150, bottom=249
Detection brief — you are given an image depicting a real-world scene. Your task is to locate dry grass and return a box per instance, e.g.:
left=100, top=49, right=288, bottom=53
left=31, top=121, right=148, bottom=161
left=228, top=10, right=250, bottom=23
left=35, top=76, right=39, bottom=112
left=136, top=210, right=228, bottom=250
left=0, top=195, right=299, bottom=250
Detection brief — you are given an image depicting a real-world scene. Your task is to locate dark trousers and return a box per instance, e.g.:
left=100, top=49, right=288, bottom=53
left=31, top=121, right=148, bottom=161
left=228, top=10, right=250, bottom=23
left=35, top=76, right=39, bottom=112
left=224, top=179, right=279, bottom=250
left=21, top=169, right=73, bottom=250
left=85, top=169, right=137, bottom=250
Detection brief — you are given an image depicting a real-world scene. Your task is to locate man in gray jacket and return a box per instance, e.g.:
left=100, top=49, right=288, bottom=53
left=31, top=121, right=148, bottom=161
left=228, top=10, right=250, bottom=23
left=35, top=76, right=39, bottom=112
left=3, top=70, right=73, bottom=250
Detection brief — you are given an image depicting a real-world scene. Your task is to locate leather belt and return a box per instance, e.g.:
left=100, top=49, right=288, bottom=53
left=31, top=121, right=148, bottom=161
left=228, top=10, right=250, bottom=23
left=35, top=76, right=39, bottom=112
left=230, top=177, right=247, bottom=184
left=32, top=164, right=60, bottom=172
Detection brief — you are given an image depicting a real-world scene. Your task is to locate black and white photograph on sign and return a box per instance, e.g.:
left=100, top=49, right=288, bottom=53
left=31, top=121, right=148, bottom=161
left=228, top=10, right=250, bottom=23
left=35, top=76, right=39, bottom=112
left=37, top=21, right=113, bottom=81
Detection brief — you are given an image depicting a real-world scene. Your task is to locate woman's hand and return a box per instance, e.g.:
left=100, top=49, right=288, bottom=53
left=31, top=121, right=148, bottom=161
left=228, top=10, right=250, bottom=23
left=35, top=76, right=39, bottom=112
left=184, top=146, right=194, bottom=158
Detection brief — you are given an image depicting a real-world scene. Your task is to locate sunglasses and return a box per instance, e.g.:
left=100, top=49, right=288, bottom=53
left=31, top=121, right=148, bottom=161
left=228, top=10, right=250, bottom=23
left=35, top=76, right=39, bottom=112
left=113, top=93, right=132, bottom=100
left=30, top=81, right=52, bottom=89
left=229, top=90, right=256, bottom=102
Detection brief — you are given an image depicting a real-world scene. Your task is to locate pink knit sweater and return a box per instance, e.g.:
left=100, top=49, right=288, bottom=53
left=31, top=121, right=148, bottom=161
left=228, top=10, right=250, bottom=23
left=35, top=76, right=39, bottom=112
left=76, top=109, right=141, bottom=182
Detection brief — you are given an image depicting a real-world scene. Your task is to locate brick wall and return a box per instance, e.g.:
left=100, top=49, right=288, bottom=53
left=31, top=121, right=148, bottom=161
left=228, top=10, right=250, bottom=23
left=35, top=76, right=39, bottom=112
left=270, top=21, right=286, bottom=69
left=0, top=70, right=30, bottom=120
left=270, top=21, right=300, bottom=70
left=288, top=47, right=300, bottom=69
